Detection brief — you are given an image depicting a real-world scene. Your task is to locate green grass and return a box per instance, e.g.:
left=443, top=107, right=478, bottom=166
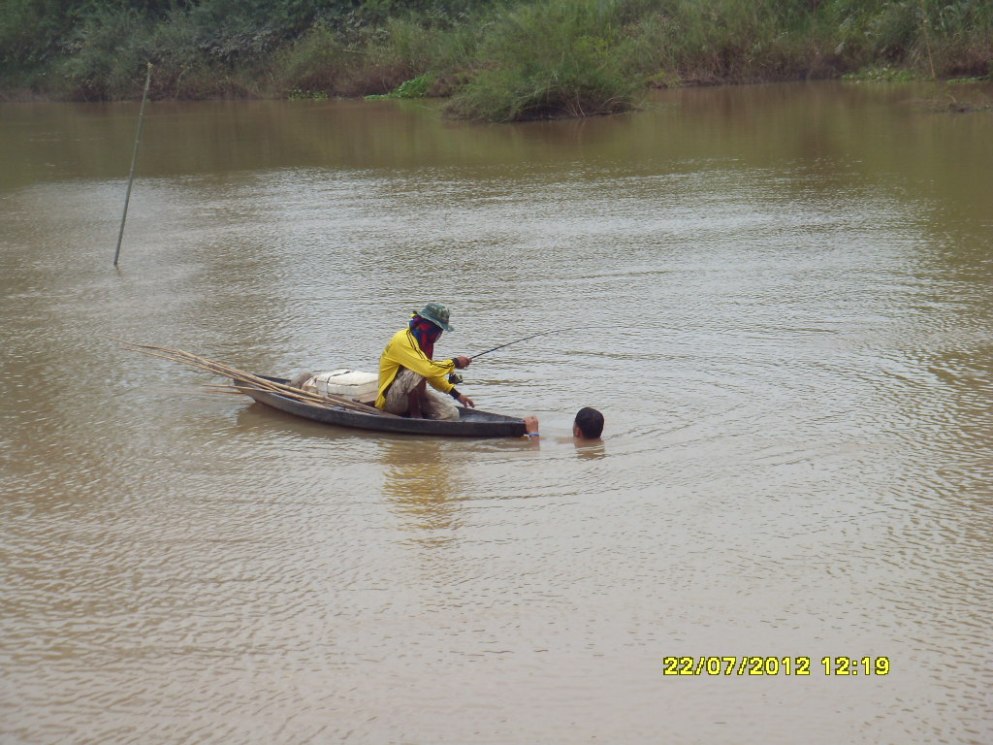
left=3, top=0, right=993, bottom=118
left=274, top=24, right=352, bottom=97
left=365, top=73, right=435, bottom=99
left=447, top=0, right=642, bottom=121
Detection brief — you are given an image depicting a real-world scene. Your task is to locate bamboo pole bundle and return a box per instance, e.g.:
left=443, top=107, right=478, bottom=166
left=124, top=343, right=398, bottom=417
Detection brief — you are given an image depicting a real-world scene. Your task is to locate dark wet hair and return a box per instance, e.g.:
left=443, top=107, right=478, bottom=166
left=574, top=407, right=604, bottom=439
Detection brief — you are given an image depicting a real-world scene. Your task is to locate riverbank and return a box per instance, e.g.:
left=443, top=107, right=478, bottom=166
left=2, top=0, right=990, bottom=120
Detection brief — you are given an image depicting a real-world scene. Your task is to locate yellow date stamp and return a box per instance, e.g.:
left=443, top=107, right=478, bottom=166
left=662, top=656, right=891, bottom=677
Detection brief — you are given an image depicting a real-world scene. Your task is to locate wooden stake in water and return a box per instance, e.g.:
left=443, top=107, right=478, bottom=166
left=918, top=0, right=937, bottom=81
left=113, top=62, right=153, bottom=267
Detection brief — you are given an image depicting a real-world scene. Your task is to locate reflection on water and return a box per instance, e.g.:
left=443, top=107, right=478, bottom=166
left=380, top=437, right=463, bottom=545
left=572, top=439, right=607, bottom=461
left=1, top=82, right=992, bottom=744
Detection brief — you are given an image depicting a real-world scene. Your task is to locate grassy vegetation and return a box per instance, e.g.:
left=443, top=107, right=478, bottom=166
left=1, top=0, right=991, bottom=119
left=447, top=0, right=643, bottom=121
left=365, top=73, right=436, bottom=100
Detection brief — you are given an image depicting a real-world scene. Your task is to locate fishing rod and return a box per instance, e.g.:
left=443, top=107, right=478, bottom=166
left=448, top=326, right=580, bottom=383
left=470, top=326, right=580, bottom=360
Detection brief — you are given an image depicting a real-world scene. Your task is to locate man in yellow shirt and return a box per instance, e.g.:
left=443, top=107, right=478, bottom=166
left=375, top=303, right=475, bottom=420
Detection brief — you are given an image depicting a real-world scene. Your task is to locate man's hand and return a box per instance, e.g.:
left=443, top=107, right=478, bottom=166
left=523, top=415, right=540, bottom=437
left=457, top=393, right=475, bottom=408
left=454, top=356, right=472, bottom=369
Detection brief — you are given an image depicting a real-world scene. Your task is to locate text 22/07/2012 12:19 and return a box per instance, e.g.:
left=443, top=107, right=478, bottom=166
left=662, top=656, right=891, bottom=677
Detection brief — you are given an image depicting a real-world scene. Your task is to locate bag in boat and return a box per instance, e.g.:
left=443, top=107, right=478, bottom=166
left=301, top=369, right=378, bottom=403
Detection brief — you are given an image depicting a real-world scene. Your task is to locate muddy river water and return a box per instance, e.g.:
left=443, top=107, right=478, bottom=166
left=1, top=82, right=992, bottom=743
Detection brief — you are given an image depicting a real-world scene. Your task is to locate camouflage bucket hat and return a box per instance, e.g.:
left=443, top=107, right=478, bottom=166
left=416, top=302, right=453, bottom=332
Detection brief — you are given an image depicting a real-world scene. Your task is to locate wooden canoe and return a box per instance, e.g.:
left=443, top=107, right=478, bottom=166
left=234, top=376, right=527, bottom=438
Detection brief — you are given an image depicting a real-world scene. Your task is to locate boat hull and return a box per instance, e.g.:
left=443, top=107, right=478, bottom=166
left=235, top=376, right=527, bottom=438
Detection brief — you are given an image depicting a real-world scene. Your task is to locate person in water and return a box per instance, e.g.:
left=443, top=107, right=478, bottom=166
left=521, top=408, right=604, bottom=440
left=376, top=303, right=474, bottom=420
left=572, top=407, right=604, bottom=440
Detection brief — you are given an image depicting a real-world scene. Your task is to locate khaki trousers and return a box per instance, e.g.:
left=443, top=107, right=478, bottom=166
left=383, top=368, right=459, bottom=421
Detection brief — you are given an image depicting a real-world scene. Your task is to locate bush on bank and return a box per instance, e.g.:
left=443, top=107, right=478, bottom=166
left=447, top=0, right=643, bottom=121
left=1, top=0, right=991, bottom=118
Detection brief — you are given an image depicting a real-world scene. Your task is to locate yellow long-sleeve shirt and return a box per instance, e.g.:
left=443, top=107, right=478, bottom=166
left=375, top=328, right=456, bottom=409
